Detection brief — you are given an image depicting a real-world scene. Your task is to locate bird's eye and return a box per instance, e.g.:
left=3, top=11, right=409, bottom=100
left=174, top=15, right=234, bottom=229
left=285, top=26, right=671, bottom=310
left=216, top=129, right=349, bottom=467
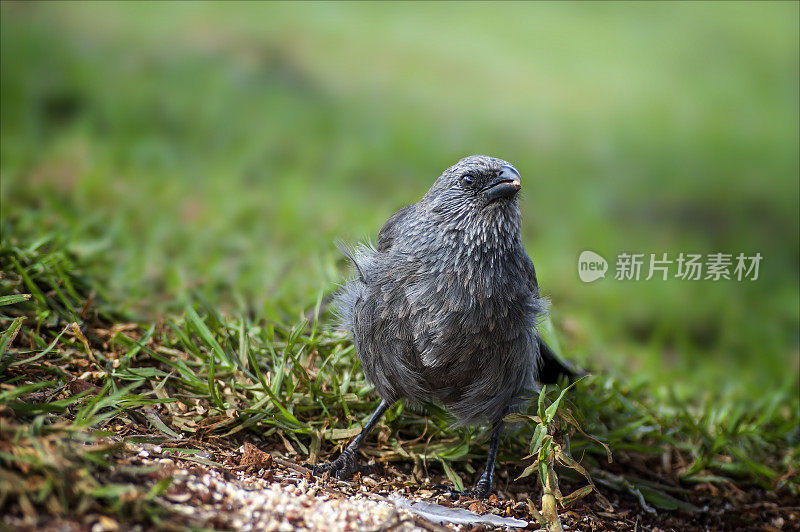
left=462, top=175, right=474, bottom=187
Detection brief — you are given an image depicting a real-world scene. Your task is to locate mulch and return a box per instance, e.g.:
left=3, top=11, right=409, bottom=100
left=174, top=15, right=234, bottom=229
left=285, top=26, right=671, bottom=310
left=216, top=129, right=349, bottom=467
left=6, top=427, right=796, bottom=532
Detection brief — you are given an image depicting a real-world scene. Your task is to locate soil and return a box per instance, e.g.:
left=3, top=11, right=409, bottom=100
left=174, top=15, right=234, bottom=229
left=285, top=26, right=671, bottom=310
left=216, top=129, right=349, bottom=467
left=3, top=433, right=796, bottom=532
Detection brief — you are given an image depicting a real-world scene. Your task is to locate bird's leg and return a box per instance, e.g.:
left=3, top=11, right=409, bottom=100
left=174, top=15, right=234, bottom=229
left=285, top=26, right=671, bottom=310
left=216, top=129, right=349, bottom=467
left=313, top=399, right=392, bottom=480
left=471, top=419, right=503, bottom=498
left=433, top=419, right=504, bottom=500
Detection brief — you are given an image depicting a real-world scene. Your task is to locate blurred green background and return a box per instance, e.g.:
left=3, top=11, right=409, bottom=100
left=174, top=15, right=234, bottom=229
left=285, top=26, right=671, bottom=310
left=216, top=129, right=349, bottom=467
left=2, top=2, right=798, bottom=398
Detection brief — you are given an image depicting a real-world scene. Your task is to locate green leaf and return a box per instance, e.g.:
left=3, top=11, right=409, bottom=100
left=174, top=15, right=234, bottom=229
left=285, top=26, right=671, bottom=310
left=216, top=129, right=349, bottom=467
left=537, top=385, right=548, bottom=421
left=638, top=486, right=700, bottom=512
left=0, top=380, right=57, bottom=402
left=10, top=324, right=69, bottom=367
left=0, top=294, right=32, bottom=306
left=0, top=317, right=25, bottom=372
left=438, top=459, right=464, bottom=492
left=238, top=317, right=250, bottom=371
left=10, top=256, right=48, bottom=308
left=556, top=447, right=613, bottom=511
left=556, top=407, right=612, bottom=463
left=529, top=424, right=547, bottom=455
left=516, top=462, right=538, bottom=481
left=504, top=412, right=533, bottom=424
left=437, top=435, right=470, bottom=461
left=559, top=484, right=593, bottom=507
left=545, top=376, right=586, bottom=424
left=729, top=445, right=779, bottom=482
left=185, top=306, right=230, bottom=366
left=146, top=476, right=173, bottom=500
left=144, top=409, right=182, bottom=440
left=538, top=435, right=552, bottom=462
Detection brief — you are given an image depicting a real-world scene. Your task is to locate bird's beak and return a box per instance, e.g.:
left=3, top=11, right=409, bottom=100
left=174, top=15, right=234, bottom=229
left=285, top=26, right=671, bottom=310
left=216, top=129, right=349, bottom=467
left=484, top=165, right=521, bottom=202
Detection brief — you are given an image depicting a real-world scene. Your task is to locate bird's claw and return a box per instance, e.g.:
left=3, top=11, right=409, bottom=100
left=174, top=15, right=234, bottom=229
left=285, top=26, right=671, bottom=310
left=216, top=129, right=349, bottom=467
left=312, top=449, right=363, bottom=480
left=430, top=481, right=492, bottom=500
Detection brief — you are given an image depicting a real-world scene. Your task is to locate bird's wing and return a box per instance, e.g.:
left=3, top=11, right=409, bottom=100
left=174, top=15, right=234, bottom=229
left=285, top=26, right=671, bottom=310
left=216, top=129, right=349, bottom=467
left=352, top=269, right=428, bottom=404
left=377, top=205, right=414, bottom=252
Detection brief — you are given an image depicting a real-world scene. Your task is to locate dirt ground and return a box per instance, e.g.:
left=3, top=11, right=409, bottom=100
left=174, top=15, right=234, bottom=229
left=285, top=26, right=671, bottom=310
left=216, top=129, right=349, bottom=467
left=4, top=433, right=797, bottom=532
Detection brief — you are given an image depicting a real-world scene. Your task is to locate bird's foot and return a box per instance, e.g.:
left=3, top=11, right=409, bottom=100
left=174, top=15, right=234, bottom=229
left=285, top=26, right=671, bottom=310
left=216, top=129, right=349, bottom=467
left=430, top=479, right=492, bottom=500
left=312, top=449, right=365, bottom=480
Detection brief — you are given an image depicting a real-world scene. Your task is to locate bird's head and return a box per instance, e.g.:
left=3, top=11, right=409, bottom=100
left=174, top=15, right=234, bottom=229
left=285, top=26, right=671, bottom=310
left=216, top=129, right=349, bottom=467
left=424, top=155, right=522, bottom=219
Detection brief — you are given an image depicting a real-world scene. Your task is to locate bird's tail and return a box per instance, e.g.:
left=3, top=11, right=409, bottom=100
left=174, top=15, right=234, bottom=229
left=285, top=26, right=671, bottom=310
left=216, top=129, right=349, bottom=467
left=537, top=336, right=586, bottom=384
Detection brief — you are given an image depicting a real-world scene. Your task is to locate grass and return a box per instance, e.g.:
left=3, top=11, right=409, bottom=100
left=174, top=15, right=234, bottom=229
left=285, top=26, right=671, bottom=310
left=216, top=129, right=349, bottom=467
left=1, top=2, right=798, bottom=528
left=1, top=232, right=797, bottom=527
left=2, top=2, right=797, bottom=394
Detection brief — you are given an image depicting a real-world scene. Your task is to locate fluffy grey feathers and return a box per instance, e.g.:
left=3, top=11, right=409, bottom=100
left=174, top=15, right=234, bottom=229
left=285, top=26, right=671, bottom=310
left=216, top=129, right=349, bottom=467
left=334, top=155, right=548, bottom=426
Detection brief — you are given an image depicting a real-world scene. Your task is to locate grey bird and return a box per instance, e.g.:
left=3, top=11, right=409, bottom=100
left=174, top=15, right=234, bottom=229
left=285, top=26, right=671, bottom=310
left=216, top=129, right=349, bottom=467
left=315, top=155, right=576, bottom=498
